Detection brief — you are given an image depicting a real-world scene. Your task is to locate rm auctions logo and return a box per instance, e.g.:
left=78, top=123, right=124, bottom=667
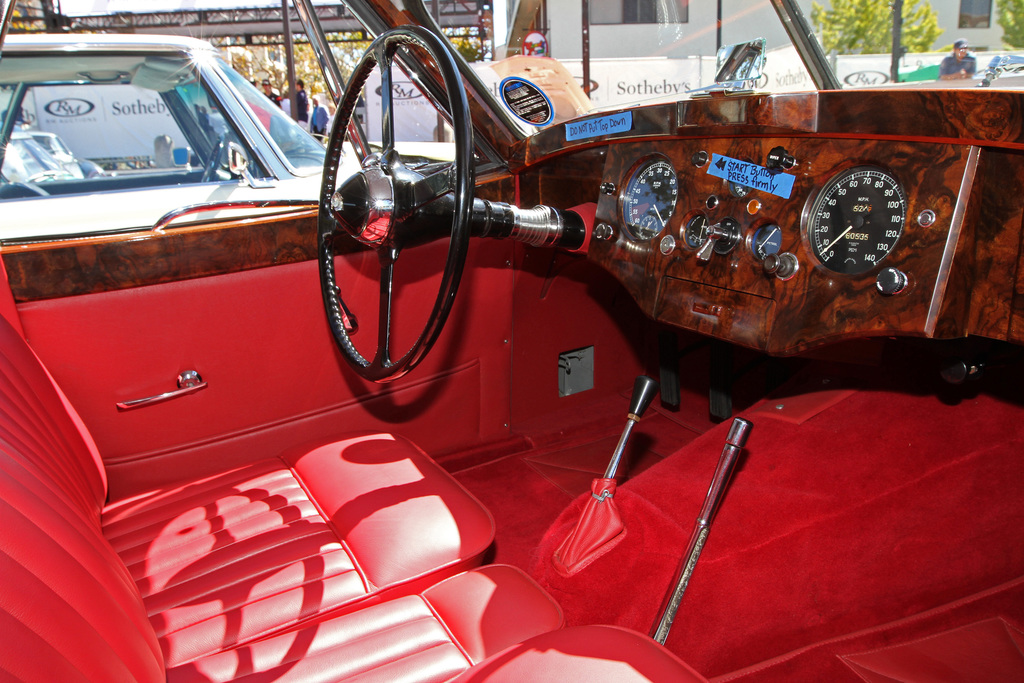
left=374, top=83, right=422, bottom=101
left=44, top=98, right=96, bottom=117
left=843, top=71, right=889, bottom=87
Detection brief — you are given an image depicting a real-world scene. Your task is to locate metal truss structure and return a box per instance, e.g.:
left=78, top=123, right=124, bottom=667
left=11, top=1, right=488, bottom=45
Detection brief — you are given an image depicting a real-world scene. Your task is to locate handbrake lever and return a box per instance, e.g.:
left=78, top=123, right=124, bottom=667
left=651, top=417, right=753, bottom=644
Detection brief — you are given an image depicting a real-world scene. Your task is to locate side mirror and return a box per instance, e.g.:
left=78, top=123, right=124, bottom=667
left=226, top=141, right=248, bottom=177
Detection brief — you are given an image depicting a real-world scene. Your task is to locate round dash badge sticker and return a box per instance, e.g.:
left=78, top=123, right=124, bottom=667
left=499, top=77, right=553, bottom=126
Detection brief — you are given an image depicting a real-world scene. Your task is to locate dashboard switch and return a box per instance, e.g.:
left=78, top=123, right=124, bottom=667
left=594, top=223, right=615, bottom=241
left=766, top=146, right=796, bottom=170
left=696, top=218, right=741, bottom=261
left=763, top=252, right=799, bottom=281
left=876, top=267, right=909, bottom=296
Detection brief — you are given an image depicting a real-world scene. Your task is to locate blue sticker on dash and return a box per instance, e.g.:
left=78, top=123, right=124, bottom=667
left=565, top=112, right=633, bottom=141
left=706, top=153, right=795, bottom=199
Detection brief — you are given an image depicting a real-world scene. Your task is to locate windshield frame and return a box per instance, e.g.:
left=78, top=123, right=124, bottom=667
left=771, top=0, right=842, bottom=90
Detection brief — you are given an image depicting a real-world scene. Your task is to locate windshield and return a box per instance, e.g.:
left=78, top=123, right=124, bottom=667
left=219, top=64, right=325, bottom=173
left=397, top=0, right=1016, bottom=137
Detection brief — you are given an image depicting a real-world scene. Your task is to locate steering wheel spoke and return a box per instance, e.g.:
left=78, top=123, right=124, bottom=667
left=408, top=161, right=455, bottom=206
left=375, top=254, right=396, bottom=367
left=318, top=25, right=474, bottom=383
left=376, top=46, right=397, bottom=156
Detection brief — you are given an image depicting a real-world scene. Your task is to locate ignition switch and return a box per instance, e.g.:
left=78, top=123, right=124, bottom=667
left=696, top=217, right=741, bottom=261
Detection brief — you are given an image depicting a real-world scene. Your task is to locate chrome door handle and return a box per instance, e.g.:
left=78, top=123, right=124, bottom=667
left=116, top=370, right=207, bottom=411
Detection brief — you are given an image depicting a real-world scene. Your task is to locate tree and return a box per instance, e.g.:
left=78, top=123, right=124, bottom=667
left=811, top=0, right=943, bottom=54
left=998, top=0, right=1024, bottom=48
left=224, top=40, right=371, bottom=105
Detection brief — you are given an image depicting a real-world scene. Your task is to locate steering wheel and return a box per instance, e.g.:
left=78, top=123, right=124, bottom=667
left=318, top=26, right=474, bottom=382
left=201, top=134, right=227, bottom=182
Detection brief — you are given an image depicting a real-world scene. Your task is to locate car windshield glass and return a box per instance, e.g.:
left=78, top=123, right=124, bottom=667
left=388, top=0, right=1020, bottom=137
left=219, top=64, right=325, bottom=173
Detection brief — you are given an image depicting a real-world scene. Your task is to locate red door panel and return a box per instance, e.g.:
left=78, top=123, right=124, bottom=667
left=16, top=238, right=516, bottom=500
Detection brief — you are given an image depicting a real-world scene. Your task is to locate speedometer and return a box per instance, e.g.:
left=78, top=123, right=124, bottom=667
left=807, top=166, right=906, bottom=275
left=621, top=157, right=678, bottom=241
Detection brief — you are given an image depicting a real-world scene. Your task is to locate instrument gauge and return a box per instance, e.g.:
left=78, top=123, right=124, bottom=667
left=621, top=157, right=678, bottom=241
left=683, top=214, right=710, bottom=250
left=807, top=166, right=906, bottom=275
left=751, top=224, right=783, bottom=260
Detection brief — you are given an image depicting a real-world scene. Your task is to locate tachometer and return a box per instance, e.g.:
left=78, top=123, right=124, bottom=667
left=622, top=157, right=678, bottom=241
left=807, top=166, right=906, bottom=275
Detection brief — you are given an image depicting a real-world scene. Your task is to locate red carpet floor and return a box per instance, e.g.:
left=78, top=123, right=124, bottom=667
left=531, top=357, right=1024, bottom=678
left=450, top=346, right=1024, bottom=679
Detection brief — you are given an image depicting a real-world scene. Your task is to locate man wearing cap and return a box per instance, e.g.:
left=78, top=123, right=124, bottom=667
left=940, top=40, right=976, bottom=80
left=262, top=79, right=283, bottom=107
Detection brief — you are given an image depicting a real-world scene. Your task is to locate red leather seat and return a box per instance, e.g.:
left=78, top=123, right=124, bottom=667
left=0, top=311, right=493, bottom=670
left=0, top=311, right=702, bottom=680
left=103, top=432, right=495, bottom=667
left=452, top=625, right=707, bottom=682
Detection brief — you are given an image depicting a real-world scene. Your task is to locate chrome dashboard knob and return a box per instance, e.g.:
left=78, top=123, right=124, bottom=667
left=763, top=252, right=799, bottom=281
left=696, top=218, right=740, bottom=261
left=876, top=267, right=909, bottom=296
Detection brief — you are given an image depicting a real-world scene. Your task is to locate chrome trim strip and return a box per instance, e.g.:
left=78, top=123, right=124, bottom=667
left=925, top=145, right=980, bottom=336
left=152, top=199, right=316, bottom=232
left=292, top=0, right=345, bottom=103
left=770, top=0, right=842, bottom=90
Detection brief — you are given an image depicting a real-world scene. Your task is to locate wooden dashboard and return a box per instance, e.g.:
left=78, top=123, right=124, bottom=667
left=5, top=87, right=1024, bottom=357
left=512, top=89, right=1024, bottom=354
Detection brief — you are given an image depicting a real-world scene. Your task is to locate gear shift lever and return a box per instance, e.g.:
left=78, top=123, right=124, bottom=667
left=604, top=375, right=660, bottom=480
left=553, top=376, right=659, bottom=576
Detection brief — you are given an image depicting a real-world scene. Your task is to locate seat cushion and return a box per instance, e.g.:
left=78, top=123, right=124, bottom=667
left=103, top=432, right=495, bottom=668
left=451, top=625, right=708, bottom=682
left=166, top=565, right=564, bottom=683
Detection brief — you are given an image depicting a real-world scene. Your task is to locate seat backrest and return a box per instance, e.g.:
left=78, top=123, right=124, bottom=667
left=0, top=313, right=107, bottom=519
left=0, top=314, right=165, bottom=681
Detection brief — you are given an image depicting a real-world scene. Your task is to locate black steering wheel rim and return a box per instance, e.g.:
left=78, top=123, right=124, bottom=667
left=318, top=25, right=475, bottom=383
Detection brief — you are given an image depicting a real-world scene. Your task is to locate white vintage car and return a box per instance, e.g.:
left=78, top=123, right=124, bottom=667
left=0, top=34, right=344, bottom=239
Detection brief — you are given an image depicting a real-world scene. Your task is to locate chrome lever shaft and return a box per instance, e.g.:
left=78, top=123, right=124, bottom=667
left=651, top=417, right=752, bottom=644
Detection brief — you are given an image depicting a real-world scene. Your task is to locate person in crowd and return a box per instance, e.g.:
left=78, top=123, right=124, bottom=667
left=939, top=39, right=976, bottom=80
left=296, top=79, right=309, bottom=130
left=310, top=95, right=329, bottom=138
left=261, top=79, right=282, bottom=107
left=326, top=100, right=337, bottom=134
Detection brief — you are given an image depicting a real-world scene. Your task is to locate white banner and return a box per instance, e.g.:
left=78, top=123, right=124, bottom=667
left=30, top=84, right=187, bottom=161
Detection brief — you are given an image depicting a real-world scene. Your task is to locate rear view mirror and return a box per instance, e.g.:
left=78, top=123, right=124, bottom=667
left=714, top=39, right=766, bottom=89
